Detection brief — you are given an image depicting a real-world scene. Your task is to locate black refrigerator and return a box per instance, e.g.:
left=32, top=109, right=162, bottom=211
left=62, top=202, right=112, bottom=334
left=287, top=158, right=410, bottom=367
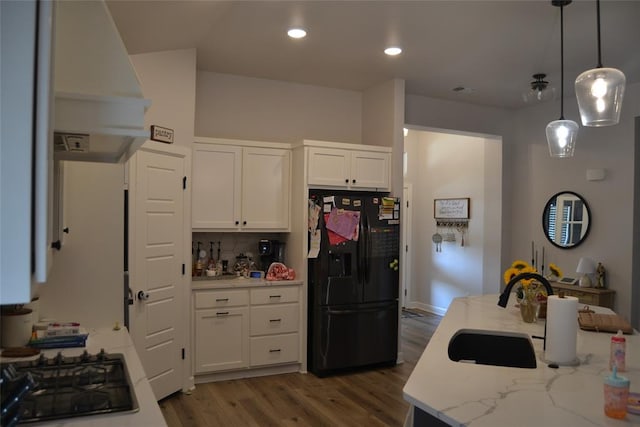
left=307, top=189, right=400, bottom=377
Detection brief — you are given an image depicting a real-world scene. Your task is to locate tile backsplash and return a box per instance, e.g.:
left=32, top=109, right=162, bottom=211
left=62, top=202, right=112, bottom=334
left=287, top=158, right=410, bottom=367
left=191, top=232, right=285, bottom=272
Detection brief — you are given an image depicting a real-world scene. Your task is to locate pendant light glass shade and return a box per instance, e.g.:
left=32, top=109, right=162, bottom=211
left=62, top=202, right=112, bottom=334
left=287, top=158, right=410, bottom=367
left=546, top=119, right=578, bottom=157
left=575, top=0, right=625, bottom=127
left=575, top=67, right=625, bottom=127
left=547, top=0, right=577, bottom=158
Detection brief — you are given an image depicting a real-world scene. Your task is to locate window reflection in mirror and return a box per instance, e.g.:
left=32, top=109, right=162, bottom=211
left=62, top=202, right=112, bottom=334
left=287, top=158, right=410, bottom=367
left=542, top=191, right=591, bottom=249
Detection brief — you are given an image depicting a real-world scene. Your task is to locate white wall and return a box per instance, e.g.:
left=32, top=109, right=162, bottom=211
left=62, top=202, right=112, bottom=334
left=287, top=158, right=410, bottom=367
left=130, top=49, right=197, bottom=149
left=509, top=82, right=640, bottom=320
left=39, top=162, right=124, bottom=328
left=195, top=72, right=362, bottom=144
left=38, top=49, right=199, bottom=329
left=405, top=82, right=640, bottom=322
left=362, top=79, right=405, bottom=196
left=404, top=131, right=501, bottom=313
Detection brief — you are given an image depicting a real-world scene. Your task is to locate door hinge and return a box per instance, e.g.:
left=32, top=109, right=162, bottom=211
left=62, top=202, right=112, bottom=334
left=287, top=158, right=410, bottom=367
left=406, top=200, right=409, bottom=208
left=404, top=289, right=407, bottom=296
left=182, top=264, right=185, bottom=275
left=405, top=244, right=408, bottom=252
left=181, top=348, right=185, bottom=360
left=183, top=176, right=187, bottom=190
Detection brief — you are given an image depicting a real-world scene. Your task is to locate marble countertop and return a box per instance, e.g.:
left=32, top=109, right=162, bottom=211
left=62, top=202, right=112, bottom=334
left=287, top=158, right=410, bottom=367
left=191, top=276, right=302, bottom=290
left=403, top=294, right=640, bottom=426
left=2, top=328, right=167, bottom=427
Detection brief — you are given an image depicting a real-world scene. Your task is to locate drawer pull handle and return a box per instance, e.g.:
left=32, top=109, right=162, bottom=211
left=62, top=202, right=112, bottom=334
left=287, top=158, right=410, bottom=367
left=216, top=298, right=229, bottom=302
left=269, top=318, right=282, bottom=323
left=269, top=349, right=281, bottom=353
left=216, top=311, right=229, bottom=316
left=269, top=295, right=281, bottom=299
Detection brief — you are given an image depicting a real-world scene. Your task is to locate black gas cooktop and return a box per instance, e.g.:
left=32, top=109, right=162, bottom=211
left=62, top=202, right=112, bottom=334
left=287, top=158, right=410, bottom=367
left=0, top=350, right=138, bottom=425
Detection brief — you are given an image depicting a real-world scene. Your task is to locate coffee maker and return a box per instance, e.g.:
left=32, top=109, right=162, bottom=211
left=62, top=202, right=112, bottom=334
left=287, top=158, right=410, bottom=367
left=258, top=239, right=285, bottom=270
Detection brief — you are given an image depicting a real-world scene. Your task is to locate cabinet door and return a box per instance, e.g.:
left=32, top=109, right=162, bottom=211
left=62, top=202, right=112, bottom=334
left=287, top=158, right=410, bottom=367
left=241, top=147, right=291, bottom=230
left=350, top=151, right=390, bottom=190
left=194, top=307, right=249, bottom=373
left=307, top=147, right=350, bottom=187
left=192, top=144, right=241, bottom=229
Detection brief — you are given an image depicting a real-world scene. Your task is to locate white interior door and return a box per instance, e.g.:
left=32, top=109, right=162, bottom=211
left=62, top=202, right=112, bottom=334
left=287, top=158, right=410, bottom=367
left=401, top=184, right=413, bottom=308
left=129, top=143, right=189, bottom=400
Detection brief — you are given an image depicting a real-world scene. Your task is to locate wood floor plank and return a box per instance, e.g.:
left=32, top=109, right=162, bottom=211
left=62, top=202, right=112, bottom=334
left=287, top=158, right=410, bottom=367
left=159, top=311, right=441, bottom=426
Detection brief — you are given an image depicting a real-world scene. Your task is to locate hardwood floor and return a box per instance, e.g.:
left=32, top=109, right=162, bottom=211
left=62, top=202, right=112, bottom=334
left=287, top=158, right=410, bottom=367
left=159, top=309, right=441, bottom=427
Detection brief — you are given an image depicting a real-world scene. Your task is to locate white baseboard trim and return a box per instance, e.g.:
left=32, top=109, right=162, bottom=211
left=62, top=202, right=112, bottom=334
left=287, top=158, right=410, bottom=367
left=194, top=363, right=301, bottom=384
left=405, top=301, right=447, bottom=317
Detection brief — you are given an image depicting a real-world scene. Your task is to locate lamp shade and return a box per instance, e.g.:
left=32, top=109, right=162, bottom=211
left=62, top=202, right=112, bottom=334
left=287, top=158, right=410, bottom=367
left=546, top=119, right=578, bottom=158
left=575, top=67, right=626, bottom=126
left=576, top=257, right=596, bottom=274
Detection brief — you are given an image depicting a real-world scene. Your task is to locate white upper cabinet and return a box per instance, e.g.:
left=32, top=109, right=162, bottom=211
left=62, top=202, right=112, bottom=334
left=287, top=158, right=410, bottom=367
left=192, top=138, right=291, bottom=231
left=241, top=147, right=291, bottom=230
left=305, top=141, right=391, bottom=191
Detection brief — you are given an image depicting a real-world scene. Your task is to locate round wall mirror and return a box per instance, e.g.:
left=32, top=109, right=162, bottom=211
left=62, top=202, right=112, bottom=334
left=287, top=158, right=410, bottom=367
left=542, top=191, right=591, bottom=249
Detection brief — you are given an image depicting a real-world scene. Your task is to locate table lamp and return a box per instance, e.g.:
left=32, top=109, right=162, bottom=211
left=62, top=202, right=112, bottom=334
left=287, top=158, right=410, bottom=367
left=576, top=257, right=596, bottom=288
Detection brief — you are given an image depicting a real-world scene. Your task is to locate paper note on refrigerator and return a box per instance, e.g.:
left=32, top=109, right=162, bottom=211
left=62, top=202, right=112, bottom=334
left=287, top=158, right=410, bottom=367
left=326, top=207, right=360, bottom=241
left=308, top=229, right=321, bottom=258
left=308, top=200, right=321, bottom=232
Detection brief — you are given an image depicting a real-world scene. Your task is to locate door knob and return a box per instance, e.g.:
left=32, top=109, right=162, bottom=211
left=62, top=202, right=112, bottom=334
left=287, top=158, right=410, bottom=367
left=137, top=291, right=150, bottom=301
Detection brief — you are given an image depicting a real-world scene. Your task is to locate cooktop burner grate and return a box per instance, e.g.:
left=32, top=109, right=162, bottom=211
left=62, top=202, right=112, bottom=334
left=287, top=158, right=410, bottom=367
left=1, top=350, right=138, bottom=424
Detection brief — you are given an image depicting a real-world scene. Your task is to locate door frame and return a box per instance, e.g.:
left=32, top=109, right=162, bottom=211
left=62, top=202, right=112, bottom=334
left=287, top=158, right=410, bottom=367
left=401, top=184, right=413, bottom=308
left=126, top=141, right=193, bottom=394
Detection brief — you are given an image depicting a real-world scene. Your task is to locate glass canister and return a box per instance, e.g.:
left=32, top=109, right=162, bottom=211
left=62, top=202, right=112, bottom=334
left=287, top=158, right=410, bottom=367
left=233, top=253, right=250, bottom=277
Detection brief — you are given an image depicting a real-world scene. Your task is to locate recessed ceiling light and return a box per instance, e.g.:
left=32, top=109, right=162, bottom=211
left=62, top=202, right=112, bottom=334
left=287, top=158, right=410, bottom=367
left=384, top=47, right=402, bottom=56
left=287, top=28, right=307, bottom=39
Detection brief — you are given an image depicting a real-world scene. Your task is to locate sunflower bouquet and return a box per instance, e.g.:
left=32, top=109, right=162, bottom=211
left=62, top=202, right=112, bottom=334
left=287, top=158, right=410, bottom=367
left=503, top=260, right=548, bottom=303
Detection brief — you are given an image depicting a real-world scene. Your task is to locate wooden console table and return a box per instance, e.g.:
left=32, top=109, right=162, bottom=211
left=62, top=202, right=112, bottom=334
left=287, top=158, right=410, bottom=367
left=550, top=281, right=615, bottom=310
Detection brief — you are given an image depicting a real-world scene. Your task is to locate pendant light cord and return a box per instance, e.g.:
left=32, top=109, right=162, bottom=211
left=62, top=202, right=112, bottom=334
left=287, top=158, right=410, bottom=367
left=560, top=4, right=565, bottom=119
left=596, top=0, right=603, bottom=68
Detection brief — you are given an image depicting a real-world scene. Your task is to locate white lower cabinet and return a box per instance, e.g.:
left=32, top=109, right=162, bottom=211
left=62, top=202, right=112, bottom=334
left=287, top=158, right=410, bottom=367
left=194, top=305, right=249, bottom=374
left=193, top=284, right=301, bottom=377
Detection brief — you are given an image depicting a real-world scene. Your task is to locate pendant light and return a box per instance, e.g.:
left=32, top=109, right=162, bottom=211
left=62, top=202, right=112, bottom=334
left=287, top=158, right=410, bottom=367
left=523, top=74, right=556, bottom=103
left=546, top=0, right=578, bottom=158
left=575, top=0, right=625, bottom=126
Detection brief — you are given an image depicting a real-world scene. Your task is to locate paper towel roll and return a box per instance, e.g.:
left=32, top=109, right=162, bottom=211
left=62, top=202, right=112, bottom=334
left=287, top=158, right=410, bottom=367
left=545, top=295, right=579, bottom=365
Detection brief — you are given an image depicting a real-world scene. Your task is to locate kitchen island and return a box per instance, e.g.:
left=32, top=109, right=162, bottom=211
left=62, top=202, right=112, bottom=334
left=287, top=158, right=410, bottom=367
left=403, top=294, right=639, bottom=426
left=1, top=328, right=166, bottom=427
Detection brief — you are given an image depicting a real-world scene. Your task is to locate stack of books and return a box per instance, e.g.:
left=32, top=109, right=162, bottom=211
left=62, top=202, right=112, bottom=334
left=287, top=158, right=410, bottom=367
left=28, top=322, right=88, bottom=348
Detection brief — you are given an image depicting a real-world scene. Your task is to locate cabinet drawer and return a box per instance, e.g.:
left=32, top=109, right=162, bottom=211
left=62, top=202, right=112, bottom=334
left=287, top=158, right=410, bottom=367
left=575, top=292, right=598, bottom=305
left=250, top=333, right=299, bottom=367
left=194, top=289, right=249, bottom=309
left=250, top=304, right=299, bottom=336
left=251, top=286, right=299, bottom=305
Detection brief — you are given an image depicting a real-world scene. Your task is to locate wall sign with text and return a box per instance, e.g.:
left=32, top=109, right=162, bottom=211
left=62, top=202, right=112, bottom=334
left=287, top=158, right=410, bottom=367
left=150, top=125, right=174, bottom=144
left=434, top=198, right=470, bottom=219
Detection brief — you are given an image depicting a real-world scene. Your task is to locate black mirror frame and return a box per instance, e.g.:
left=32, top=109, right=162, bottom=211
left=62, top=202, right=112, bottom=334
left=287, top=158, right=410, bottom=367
left=542, top=190, right=591, bottom=249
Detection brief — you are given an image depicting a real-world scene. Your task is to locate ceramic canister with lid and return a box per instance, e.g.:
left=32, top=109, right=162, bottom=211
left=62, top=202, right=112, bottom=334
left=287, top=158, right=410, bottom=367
left=1, top=307, right=33, bottom=347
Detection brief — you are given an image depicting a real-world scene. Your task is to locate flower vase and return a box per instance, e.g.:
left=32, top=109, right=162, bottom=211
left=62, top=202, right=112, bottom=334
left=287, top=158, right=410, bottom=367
left=520, top=298, right=539, bottom=323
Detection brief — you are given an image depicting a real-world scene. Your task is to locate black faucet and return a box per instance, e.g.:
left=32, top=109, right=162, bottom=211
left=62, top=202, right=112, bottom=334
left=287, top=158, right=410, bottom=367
left=498, top=272, right=554, bottom=308
left=498, top=272, right=554, bottom=350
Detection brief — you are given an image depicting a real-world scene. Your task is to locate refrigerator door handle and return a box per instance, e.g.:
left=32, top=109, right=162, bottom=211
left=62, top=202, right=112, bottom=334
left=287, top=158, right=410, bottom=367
left=357, top=214, right=365, bottom=284
left=326, top=305, right=394, bottom=315
left=364, top=212, right=371, bottom=283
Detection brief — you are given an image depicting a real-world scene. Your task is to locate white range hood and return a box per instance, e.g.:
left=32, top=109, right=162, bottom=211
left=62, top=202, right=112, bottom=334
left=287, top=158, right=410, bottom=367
left=53, top=0, right=150, bottom=163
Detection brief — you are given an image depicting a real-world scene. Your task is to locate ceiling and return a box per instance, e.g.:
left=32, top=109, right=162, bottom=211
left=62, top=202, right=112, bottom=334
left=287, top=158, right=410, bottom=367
left=106, top=0, right=640, bottom=109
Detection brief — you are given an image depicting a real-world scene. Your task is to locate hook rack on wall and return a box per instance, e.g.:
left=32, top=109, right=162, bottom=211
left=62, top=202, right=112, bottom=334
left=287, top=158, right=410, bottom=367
left=435, top=219, right=469, bottom=229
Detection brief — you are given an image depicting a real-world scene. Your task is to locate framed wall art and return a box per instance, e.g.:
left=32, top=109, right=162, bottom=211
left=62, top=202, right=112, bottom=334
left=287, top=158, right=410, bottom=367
left=434, top=198, right=470, bottom=219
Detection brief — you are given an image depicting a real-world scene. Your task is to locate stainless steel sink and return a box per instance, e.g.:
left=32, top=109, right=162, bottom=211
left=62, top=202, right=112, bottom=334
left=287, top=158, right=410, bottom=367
left=447, top=329, right=537, bottom=368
